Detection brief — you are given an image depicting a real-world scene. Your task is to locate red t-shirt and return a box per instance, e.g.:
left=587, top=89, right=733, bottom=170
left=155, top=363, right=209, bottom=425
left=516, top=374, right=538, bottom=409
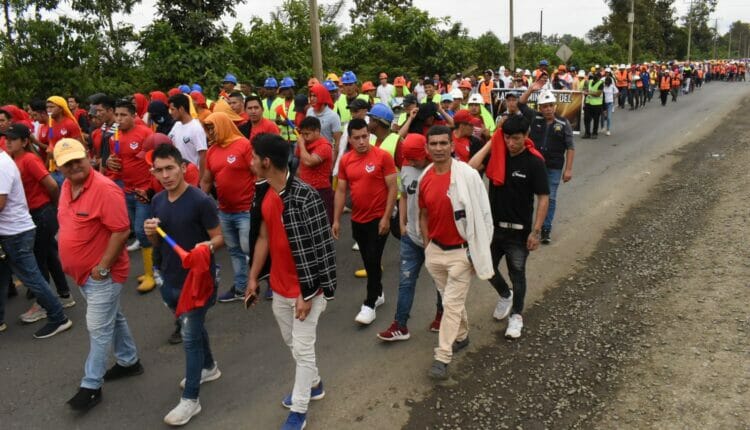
left=112, top=124, right=153, bottom=189
left=150, top=162, right=200, bottom=193
left=14, top=152, right=51, bottom=210
left=261, top=188, right=301, bottom=299
left=419, top=168, right=464, bottom=246
left=249, top=118, right=280, bottom=142
left=452, top=132, right=471, bottom=163
left=205, top=138, right=255, bottom=212
left=58, top=169, right=130, bottom=286
left=48, top=117, right=82, bottom=150
left=295, top=137, right=332, bottom=189
left=338, top=146, right=397, bottom=223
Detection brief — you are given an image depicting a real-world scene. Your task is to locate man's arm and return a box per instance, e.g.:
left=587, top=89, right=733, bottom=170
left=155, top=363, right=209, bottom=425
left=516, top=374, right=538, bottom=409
left=200, top=168, right=213, bottom=194
left=332, top=178, right=347, bottom=239
left=91, top=229, right=130, bottom=280
left=527, top=194, right=549, bottom=251
left=398, top=193, right=408, bottom=236
left=297, top=136, right=323, bottom=167
left=563, top=148, right=575, bottom=182
left=201, top=225, right=224, bottom=251
left=332, top=131, right=342, bottom=162
left=469, top=140, right=491, bottom=170
left=246, top=221, right=269, bottom=300
left=40, top=175, right=59, bottom=205
left=419, top=208, right=430, bottom=247
left=520, top=79, right=545, bottom=104
left=379, top=173, right=397, bottom=235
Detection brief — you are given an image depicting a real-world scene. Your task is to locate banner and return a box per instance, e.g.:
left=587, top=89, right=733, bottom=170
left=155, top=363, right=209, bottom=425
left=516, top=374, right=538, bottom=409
left=492, top=89, right=584, bottom=133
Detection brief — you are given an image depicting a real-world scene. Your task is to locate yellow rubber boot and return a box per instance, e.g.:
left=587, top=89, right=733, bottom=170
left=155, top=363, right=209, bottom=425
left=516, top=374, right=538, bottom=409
left=137, top=247, right=156, bottom=293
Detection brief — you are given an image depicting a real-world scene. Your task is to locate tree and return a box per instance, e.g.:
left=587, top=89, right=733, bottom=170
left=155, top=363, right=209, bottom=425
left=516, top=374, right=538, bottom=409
left=349, top=0, right=412, bottom=25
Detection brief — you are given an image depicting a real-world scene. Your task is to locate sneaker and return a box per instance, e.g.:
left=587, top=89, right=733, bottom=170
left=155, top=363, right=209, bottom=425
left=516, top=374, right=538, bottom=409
left=0, top=322, right=6, bottom=332
left=428, top=360, right=448, bottom=380
left=493, top=292, right=513, bottom=320
left=163, top=398, right=201, bottom=426
left=20, top=302, right=46, bottom=324
left=377, top=321, right=410, bottom=341
left=179, top=361, right=221, bottom=389
left=218, top=288, right=243, bottom=303
left=154, top=269, right=164, bottom=288
left=168, top=321, right=182, bottom=345
left=343, top=206, right=351, bottom=213
left=104, top=360, right=144, bottom=381
left=354, top=268, right=367, bottom=278
left=351, top=242, right=359, bottom=251
left=67, top=387, right=102, bottom=412
left=505, top=314, right=524, bottom=339
left=281, top=412, right=307, bottom=430
left=282, top=381, right=325, bottom=408
left=354, top=305, right=376, bottom=325
left=374, top=294, right=385, bottom=308
left=126, top=239, right=141, bottom=252
left=581, top=134, right=591, bottom=139
left=541, top=229, right=551, bottom=245
left=59, top=294, right=76, bottom=309
left=452, top=336, right=470, bottom=353
left=606, top=130, right=611, bottom=136
left=34, top=318, right=72, bottom=339
left=592, top=134, right=598, bottom=140
left=429, top=311, right=442, bottom=332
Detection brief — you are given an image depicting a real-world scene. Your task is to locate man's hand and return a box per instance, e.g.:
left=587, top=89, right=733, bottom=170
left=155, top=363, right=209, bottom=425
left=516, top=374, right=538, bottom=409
left=562, top=170, right=573, bottom=183
left=295, top=295, right=312, bottom=321
left=531, top=79, right=545, bottom=91
left=332, top=221, right=340, bottom=240
left=143, top=217, right=161, bottom=237
left=245, top=278, right=260, bottom=305
left=90, top=265, right=107, bottom=281
left=134, top=189, right=150, bottom=204
left=106, top=154, right=122, bottom=171
left=378, top=217, right=389, bottom=236
left=527, top=231, right=540, bottom=251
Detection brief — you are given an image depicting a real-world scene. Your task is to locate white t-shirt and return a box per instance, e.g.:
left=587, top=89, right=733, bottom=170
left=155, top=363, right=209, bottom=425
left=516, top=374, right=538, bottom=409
left=0, top=151, right=35, bottom=236
left=603, top=84, right=619, bottom=103
left=168, top=119, right=207, bottom=166
left=376, top=84, right=394, bottom=106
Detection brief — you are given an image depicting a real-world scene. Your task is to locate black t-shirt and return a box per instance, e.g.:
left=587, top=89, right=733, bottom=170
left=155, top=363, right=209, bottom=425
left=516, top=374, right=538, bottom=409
left=151, top=185, right=219, bottom=290
left=487, top=148, right=550, bottom=235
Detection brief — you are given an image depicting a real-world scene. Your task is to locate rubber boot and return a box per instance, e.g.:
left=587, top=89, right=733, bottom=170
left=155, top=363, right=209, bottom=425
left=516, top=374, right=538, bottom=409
left=137, top=247, right=156, bottom=293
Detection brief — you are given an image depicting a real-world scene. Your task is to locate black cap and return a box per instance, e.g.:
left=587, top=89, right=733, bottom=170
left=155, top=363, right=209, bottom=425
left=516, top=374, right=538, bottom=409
left=347, top=99, right=370, bottom=111
left=403, top=94, right=418, bottom=106
left=504, top=91, right=520, bottom=99
left=2, top=123, right=31, bottom=140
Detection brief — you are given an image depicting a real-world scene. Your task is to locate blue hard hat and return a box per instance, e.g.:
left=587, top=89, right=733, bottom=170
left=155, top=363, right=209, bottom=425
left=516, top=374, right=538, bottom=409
left=367, top=103, right=394, bottom=124
left=223, top=73, right=237, bottom=84
left=323, top=80, right=338, bottom=92
left=540, top=59, right=549, bottom=66
left=279, top=77, right=295, bottom=89
left=341, top=70, right=357, bottom=84
left=191, top=84, right=203, bottom=93
left=264, top=77, right=278, bottom=88
left=178, top=84, right=191, bottom=94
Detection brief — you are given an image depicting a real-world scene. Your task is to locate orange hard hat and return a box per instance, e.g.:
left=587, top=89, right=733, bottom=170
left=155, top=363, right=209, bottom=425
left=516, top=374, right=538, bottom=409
left=362, top=81, right=376, bottom=92
left=459, top=79, right=472, bottom=89
left=558, top=64, right=566, bottom=72
left=394, top=76, right=406, bottom=87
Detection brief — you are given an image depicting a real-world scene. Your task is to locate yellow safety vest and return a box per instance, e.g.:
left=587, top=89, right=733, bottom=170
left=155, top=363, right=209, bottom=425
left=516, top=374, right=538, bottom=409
left=277, top=99, right=297, bottom=142
left=335, top=93, right=369, bottom=124
left=262, top=97, right=284, bottom=121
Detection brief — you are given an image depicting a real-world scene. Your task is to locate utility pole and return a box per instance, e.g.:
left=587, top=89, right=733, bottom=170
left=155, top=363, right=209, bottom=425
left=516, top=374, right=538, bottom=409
left=686, top=0, right=693, bottom=63
left=309, top=0, right=323, bottom=80
left=540, top=9, right=543, bottom=43
left=627, top=0, right=635, bottom=65
left=713, top=18, right=718, bottom=60
left=509, top=0, right=515, bottom=71
left=727, top=30, right=731, bottom=59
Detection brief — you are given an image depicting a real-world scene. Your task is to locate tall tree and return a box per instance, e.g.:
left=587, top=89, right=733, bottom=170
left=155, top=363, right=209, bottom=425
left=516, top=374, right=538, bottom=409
left=349, top=0, right=412, bottom=25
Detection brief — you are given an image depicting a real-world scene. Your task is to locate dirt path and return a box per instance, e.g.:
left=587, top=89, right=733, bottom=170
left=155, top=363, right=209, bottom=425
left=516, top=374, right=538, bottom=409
left=404, top=99, right=750, bottom=429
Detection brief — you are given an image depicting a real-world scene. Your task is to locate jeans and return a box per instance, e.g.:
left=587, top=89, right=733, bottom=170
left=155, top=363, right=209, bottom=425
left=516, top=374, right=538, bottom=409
left=30, top=204, right=70, bottom=296
left=272, top=293, right=327, bottom=413
left=160, top=284, right=217, bottom=400
left=489, top=230, right=530, bottom=315
left=125, top=192, right=151, bottom=247
left=602, top=102, right=613, bottom=131
left=218, top=210, right=250, bottom=293
left=0, top=229, right=65, bottom=324
left=79, top=277, right=138, bottom=389
left=543, top=168, right=562, bottom=232
left=351, top=219, right=389, bottom=308
left=394, top=235, right=443, bottom=327
left=617, top=87, right=628, bottom=109
left=583, top=105, right=602, bottom=136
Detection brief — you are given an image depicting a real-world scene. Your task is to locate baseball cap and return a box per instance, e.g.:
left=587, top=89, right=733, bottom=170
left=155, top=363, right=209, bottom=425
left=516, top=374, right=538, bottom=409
left=467, top=94, right=484, bottom=105
left=401, top=133, right=428, bottom=161
left=53, top=138, right=87, bottom=166
left=504, top=91, right=520, bottom=99
left=440, top=93, right=453, bottom=103
left=2, top=123, right=31, bottom=140
left=347, top=98, right=370, bottom=111
left=452, top=109, right=474, bottom=125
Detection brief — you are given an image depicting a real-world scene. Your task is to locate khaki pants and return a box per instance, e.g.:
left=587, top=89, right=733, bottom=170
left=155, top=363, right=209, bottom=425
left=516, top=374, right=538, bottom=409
left=424, top=242, right=474, bottom=364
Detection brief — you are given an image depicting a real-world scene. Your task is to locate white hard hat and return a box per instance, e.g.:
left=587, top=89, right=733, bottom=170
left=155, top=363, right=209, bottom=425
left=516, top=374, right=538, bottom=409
left=524, top=69, right=531, bottom=76
left=499, top=66, right=506, bottom=72
left=619, top=64, right=626, bottom=69
left=538, top=91, right=557, bottom=105
left=604, top=67, right=612, bottom=72
left=578, top=70, right=586, bottom=78
left=633, top=74, right=641, bottom=80
left=467, top=93, right=484, bottom=104
left=450, top=88, right=464, bottom=99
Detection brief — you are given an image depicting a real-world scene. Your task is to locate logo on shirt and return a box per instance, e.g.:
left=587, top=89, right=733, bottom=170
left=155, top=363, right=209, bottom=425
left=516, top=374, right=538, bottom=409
left=554, top=123, right=563, bottom=133
left=183, top=136, right=191, bottom=144
left=227, top=155, right=237, bottom=164
left=407, top=180, right=418, bottom=195
left=129, top=142, right=139, bottom=150
left=365, top=162, right=375, bottom=173
left=511, top=170, right=526, bottom=178
left=60, top=128, right=68, bottom=136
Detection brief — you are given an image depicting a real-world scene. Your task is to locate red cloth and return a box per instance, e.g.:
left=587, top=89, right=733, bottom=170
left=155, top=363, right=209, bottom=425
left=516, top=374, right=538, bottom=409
left=338, top=146, right=397, bottom=223
left=485, top=129, right=544, bottom=186
left=419, top=168, right=464, bottom=246
left=1, top=105, right=34, bottom=129
left=309, top=83, right=333, bottom=110
left=262, top=189, right=301, bottom=299
left=150, top=91, right=168, bottom=104
left=133, top=93, right=148, bottom=118
left=175, top=245, right=213, bottom=318
left=452, top=132, right=471, bottom=163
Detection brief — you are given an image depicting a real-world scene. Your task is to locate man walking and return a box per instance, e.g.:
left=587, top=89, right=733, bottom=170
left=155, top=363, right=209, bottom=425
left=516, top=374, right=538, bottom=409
left=168, top=94, right=208, bottom=179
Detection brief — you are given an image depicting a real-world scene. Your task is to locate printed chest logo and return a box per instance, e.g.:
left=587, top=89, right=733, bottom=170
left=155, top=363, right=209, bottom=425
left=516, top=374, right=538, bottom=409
left=407, top=180, right=418, bottom=195
left=129, top=142, right=139, bottom=150
left=365, top=162, right=375, bottom=173
left=227, top=154, right=237, bottom=164
left=554, top=124, right=563, bottom=133
left=511, top=170, right=526, bottom=178
left=60, top=128, right=68, bottom=136
left=183, top=136, right=191, bottom=144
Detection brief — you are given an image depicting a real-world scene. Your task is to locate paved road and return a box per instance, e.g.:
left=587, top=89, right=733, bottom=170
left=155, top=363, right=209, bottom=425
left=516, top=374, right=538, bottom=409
left=1, top=82, right=749, bottom=430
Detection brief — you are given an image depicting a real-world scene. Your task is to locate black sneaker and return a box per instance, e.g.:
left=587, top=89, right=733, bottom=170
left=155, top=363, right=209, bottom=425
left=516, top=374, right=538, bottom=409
left=592, top=134, right=598, bottom=139
left=104, top=360, right=144, bottom=381
left=581, top=134, right=591, bottom=139
left=217, top=288, right=243, bottom=303
left=34, top=318, right=72, bottom=339
left=541, top=229, right=551, bottom=244
left=452, top=336, right=470, bottom=353
left=67, top=387, right=102, bottom=412
left=428, top=360, right=448, bottom=380
left=168, top=321, right=182, bottom=345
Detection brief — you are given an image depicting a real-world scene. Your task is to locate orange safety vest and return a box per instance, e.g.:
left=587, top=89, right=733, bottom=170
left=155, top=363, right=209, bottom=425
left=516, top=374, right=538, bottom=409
left=697, top=70, right=704, bottom=79
left=659, top=75, right=671, bottom=91
left=479, top=80, right=494, bottom=104
left=615, top=70, right=630, bottom=87
left=671, top=73, right=681, bottom=88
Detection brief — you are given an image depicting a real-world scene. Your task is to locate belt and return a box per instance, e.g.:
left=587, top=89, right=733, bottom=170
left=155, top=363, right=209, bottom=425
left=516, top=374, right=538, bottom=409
left=431, top=239, right=468, bottom=251
left=497, top=222, right=524, bottom=230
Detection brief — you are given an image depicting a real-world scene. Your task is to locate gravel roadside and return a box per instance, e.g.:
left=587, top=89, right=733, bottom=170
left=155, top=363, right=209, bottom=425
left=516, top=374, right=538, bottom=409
left=403, top=98, right=750, bottom=430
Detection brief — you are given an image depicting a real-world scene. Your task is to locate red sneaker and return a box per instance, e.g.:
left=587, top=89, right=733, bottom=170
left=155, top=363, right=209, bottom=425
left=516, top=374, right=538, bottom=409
left=429, top=311, right=442, bottom=332
left=377, top=321, right=410, bottom=341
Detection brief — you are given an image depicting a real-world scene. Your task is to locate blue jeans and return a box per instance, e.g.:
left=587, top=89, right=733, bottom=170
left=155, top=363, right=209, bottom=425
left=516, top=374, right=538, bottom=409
left=603, top=102, right=614, bottom=130
left=79, top=277, right=138, bottom=389
left=218, top=210, right=250, bottom=293
left=394, top=235, right=443, bottom=327
left=125, top=192, right=151, bottom=247
left=0, top=229, right=65, bottom=324
left=544, top=168, right=563, bottom=232
left=160, top=284, right=217, bottom=400
left=489, top=230, right=529, bottom=314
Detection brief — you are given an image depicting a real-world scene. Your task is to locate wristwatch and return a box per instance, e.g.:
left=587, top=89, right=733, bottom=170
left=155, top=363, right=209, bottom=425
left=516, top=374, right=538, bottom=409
left=208, top=243, right=215, bottom=254
left=97, top=266, right=110, bottom=278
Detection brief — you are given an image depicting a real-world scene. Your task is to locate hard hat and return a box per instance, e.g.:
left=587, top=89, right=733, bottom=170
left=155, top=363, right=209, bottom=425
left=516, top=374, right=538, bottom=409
left=539, top=59, right=549, bottom=66
left=326, top=72, right=340, bottom=82
left=524, top=69, right=531, bottom=76
left=394, top=76, right=406, bottom=87
left=604, top=67, right=612, bottom=73
left=264, top=77, right=278, bottom=88
left=450, top=88, right=464, bottom=99
left=578, top=70, right=586, bottom=78
left=459, top=79, right=472, bottom=89
left=223, top=73, right=238, bottom=84
left=307, top=77, right=320, bottom=88
left=323, top=80, right=338, bottom=92
left=558, top=65, right=567, bottom=72
left=361, top=81, right=376, bottom=92
left=279, top=77, right=295, bottom=89
left=191, top=84, right=203, bottom=93
left=618, top=64, right=626, bottom=69
left=341, top=70, right=357, bottom=84
left=440, top=93, right=453, bottom=103
left=590, top=66, right=597, bottom=72
left=467, top=94, right=484, bottom=105
left=178, top=84, right=191, bottom=94
left=595, top=64, right=600, bottom=69
left=538, top=91, right=557, bottom=105
left=367, top=103, right=394, bottom=125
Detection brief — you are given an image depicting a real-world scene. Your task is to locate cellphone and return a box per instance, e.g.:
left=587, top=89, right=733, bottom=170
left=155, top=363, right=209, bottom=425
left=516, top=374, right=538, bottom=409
left=244, top=292, right=257, bottom=309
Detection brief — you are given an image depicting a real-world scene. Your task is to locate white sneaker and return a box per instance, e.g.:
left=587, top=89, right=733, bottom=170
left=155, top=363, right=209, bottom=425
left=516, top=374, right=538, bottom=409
left=126, top=239, right=141, bottom=252
left=164, top=398, right=201, bottom=426
left=505, top=314, right=523, bottom=339
left=354, top=305, right=376, bottom=325
left=179, top=362, right=221, bottom=389
left=493, top=292, right=513, bottom=321
left=20, top=303, right=47, bottom=323
left=154, top=269, right=164, bottom=288
left=606, top=130, right=611, bottom=136
left=352, top=242, right=360, bottom=251
left=374, top=294, right=385, bottom=308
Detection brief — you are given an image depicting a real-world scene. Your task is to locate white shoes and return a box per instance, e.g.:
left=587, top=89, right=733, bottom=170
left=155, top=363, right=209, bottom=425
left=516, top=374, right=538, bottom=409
left=355, top=305, right=376, bottom=325
left=374, top=294, right=385, bottom=308
left=493, top=292, right=513, bottom=321
left=126, top=239, right=141, bottom=252
left=505, top=314, right=523, bottom=339
left=605, top=130, right=611, bottom=136
left=179, top=362, right=221, bottom=389
left=164, top=398, right=201, bottom=426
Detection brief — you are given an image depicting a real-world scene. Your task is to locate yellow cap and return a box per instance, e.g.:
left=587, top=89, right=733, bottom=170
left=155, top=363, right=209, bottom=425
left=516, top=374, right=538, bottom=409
left=53, top=138, right=87, bottom=167
left=326, top=72, right=340, bottom=82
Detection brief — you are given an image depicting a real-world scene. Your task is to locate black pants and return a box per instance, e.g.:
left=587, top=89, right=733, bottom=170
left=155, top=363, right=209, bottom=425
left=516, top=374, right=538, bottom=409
left=660, top=89, right=669, bottom=106
left=30, top=204, right=70, bottom=296
left=583, top=105, right=602, bottom=136
left=351, top=219, right=388, bottom=308
left=489, top=230, right=529, bottom=315
left=617, top=87, right=628, bottom=109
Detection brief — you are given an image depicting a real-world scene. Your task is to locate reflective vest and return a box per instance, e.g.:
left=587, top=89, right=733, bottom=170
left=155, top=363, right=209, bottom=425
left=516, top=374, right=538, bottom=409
left=335, top=93, right=369, bottom=124
left=671, top=73, right=681, bottom=88
left=278, top=99, right=297, bottom=142
left=586, top=80, right=604, bottom=105
left=262, top=97, right=284, bottom=121
left=479, top=80, right=494, bottom=104
left=421, top=93, right=442, bottom=104
left=659, top=75, right=671, bottom=91
left=615, top=70, right=630, bottom=87
left=479, top=105, right=496, bottom=133
left=371, top=133, right=401, bottom=195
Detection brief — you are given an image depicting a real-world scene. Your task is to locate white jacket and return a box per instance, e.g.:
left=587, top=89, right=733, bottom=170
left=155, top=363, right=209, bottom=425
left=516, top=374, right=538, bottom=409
left=417, top=159, right=495, bottom=279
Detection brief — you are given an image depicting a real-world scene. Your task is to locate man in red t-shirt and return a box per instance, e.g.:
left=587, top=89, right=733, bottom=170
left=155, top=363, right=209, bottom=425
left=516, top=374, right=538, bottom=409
left=333, top=118, right=397, bottom=325
left=67, top=96, right=90, bottom=136
left=245, top=95, right=280, bottom=143
left=295, top=116, right=333, bottom=222
left=106, top=100, right=156, bottom=293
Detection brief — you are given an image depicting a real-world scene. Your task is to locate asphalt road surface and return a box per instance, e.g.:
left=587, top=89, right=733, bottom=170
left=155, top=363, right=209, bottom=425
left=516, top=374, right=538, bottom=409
left=1, top=81, right=749, bottom=430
